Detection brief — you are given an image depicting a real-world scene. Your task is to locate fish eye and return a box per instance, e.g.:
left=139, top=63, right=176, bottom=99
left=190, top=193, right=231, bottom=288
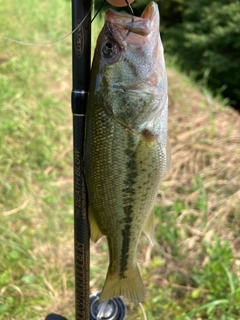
left=101, top=40, right=121, bottom=63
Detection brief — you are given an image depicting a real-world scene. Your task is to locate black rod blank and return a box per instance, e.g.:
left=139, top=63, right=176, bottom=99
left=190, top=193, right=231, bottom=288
left=71, top=0, right=91, bottom=319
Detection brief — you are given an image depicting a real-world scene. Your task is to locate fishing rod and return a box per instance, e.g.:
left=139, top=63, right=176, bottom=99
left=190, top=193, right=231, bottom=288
left=71, top=0, right=91, bottom=319
left=45, top=0, right=91, bottom=317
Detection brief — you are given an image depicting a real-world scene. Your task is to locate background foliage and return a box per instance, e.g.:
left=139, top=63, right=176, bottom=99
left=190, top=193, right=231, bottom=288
left=160, top=0, right=240, bottom=108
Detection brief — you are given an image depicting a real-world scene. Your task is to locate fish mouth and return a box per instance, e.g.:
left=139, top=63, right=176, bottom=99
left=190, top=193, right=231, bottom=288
left=105, top=2, right=159, bottom=38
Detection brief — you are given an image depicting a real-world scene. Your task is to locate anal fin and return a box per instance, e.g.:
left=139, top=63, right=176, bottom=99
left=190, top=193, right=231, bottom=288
left=88, top=207, right=103, bottom=243
left=143, top=207, right=155, bottom=246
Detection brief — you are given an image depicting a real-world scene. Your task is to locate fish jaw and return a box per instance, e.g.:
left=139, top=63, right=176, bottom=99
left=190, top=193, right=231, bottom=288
left=105, top=1, right=160, bottom=38
left=105, top=10, right=152, bottom=38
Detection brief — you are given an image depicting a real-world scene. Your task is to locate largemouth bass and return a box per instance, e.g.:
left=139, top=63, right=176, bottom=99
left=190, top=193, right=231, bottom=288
left=84, top=1, right=171, bottom=304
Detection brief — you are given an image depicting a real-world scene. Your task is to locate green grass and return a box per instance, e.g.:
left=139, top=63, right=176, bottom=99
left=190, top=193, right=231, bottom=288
left=0, top=0, right=74, bottom=318
left=1, top=1, right=240, bottom=319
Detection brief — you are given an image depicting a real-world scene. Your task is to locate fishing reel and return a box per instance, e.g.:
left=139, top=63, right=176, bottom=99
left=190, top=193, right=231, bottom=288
left=45, top=291, right=127, bottom=320
left=89, top=291, right=127, bottom=320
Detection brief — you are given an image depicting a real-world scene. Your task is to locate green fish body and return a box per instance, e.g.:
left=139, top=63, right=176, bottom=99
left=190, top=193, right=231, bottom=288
left=84, top=1, right=171, bottom=304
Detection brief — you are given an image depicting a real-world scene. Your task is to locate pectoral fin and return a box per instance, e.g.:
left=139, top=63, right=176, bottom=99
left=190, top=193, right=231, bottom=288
left=88, top=207, right=103, bottom=243
left=143, top=207, right=155, bottom=246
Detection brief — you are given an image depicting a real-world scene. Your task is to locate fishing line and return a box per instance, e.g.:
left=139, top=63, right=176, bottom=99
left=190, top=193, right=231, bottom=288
left=0, top=5, right=92, bottom=46
left=139, top=302, right=148, bottom=320
left=88, top=0, right=107, bottom=26
left=89, top=0, right=134, bottom=27
left=125, top=0, right=135, bottom=17
left=125, top=0, right=134, bottom=37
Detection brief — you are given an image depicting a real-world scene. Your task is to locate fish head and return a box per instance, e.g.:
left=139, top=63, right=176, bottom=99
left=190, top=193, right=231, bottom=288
left=92, top=1, right=167, bottom=131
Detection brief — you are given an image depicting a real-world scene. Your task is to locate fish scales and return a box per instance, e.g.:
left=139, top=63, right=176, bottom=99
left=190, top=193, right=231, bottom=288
left=84, top=1, right=171, bottom=304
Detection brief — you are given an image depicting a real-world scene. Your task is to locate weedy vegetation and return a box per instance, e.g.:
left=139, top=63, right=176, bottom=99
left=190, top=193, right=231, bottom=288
left=0, top=1, right=240, bottom=319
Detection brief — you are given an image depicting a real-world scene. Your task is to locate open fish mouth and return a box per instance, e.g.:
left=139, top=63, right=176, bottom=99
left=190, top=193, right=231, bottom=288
left=105, top=1, right=159, bottom=33
left=103, top=1, right=160, bottom=51
left=105, top=10, right=152, bottom=37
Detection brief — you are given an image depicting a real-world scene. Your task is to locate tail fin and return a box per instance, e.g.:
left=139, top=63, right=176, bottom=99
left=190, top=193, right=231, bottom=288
left=99, top=266, right=145, bottom=304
